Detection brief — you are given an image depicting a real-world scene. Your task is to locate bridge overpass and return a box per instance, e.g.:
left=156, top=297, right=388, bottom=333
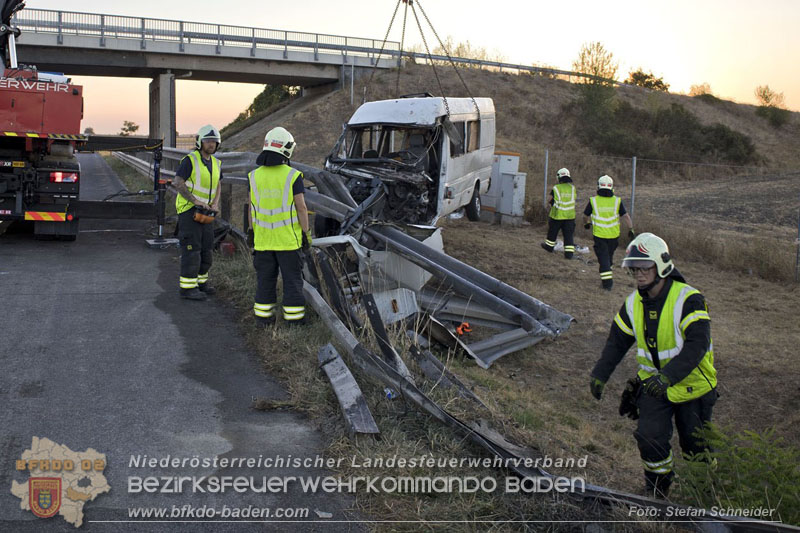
left=11, top=9, right=400, bottom=146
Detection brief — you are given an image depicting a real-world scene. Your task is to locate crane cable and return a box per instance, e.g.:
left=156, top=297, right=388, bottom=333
left=394, top=0, right=410, bottom=98
left=364, top=0, right=480, bottom=120
left=365, top=0, right=402, bottom=104
left=414, top=0, right=480, bottom=117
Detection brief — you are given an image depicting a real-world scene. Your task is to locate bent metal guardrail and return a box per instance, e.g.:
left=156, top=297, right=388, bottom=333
left=112, top=149, right=799, bottom=532
left=13, top=9, right=613, bottom=82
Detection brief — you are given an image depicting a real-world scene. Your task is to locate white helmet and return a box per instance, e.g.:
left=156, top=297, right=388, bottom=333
left=556, top=167, right=571, bottom=179
left=622, top=233, right=674, bottom=278
left=598, top=175, right=613, bottom=190
left=263, top=127, right=296, bottom=159
left=196, top=124, right=221, bottom=151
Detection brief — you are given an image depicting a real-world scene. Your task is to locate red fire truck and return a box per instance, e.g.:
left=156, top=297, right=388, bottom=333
left=0, top=0, right=86, bottom=239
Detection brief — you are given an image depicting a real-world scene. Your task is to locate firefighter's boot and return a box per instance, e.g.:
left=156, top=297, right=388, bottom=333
left=180, top=288, right=207, bottom=301
left=644, top=471, right=673, bottom=500
left=198, top=283, right=216, bottom=295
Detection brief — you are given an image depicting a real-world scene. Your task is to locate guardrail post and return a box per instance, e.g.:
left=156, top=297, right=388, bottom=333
left=179, top=21, right=184, bottom=52
left=99, top=14, right=105, bottom=47
left=250, top=27, right=256, bottom=56
left=283, top=31, right=288, bottom=59
left=140, top=17, right=146, bottom=49
left=154, top=148, right=166, bottom=238
left=57, top=11, right=63, bottom=44
left=216, top=25, right=221, bottom=54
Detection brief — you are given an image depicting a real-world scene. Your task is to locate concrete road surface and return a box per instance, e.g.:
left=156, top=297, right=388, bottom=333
left=0, top=154, right=363, bottom=531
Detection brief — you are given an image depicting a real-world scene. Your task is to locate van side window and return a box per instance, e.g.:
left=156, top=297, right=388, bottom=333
left=449, top=121, right=465, bottom=157
left=466, top=121, right=480, bottom=152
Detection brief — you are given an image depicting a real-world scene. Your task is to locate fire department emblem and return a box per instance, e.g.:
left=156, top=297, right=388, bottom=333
left=29, top=477, right=61, bottom=518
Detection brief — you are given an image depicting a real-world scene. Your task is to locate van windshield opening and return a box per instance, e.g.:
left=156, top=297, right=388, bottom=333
left=329, top=125, right=437, bottom=167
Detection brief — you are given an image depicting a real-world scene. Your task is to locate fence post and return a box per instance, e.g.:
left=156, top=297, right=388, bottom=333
left=57, top=11, right=63, bottom=44
left=630, top=156, right=637, bottom=220
left=99, top=14, right=105, bottom=47
left=543, top=149, right=549, bottom=210
left=140, top=17, right=146, bottom=50
left=179, top=21, right=184, bottom=52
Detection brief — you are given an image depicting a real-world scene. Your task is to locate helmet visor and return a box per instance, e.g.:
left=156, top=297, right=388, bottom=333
left=623, top=259, right=655, bottom=269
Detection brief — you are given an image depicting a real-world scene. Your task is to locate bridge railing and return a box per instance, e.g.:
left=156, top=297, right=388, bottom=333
left=13, top=8, right=401, bottom=61
left=13, top=8, right=615, bottom=82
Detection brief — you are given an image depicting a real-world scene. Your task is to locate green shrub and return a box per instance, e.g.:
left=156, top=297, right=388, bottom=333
left=573, top=99, right=758, bottom=164
left=674, top=424, right=800, bottom=526
left=221, top=85, right=298, bottom=136
left=694, top=93, right=722, bottom=105
left=756, top=105, right=791, bottom=128
left=701, top=123, right=757, bottom=164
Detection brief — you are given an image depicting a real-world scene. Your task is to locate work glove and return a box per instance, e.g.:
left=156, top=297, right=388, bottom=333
left=628, top=229, right=636, bottom=239
left=589, top=376, right=606, bottom=401
left=301, top=230, right=312, bottom=251
left=643, top=373, right=671, bottom=398
left=619, top=377, right=641, bottom=420
left=246, top=229, right=255, bottom=248
left=584, top=222, right=592, bottom=230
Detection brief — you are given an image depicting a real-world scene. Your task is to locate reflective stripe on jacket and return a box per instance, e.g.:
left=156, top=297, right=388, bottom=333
left=249, top=165, right=303, bottom=251
left=549, top=183, right=576, bottom=220
left=175, top=150, right=221, bottom=214
left=590, top=195, right=621, bottom=239
left=615, top=281, right=717, bottom=403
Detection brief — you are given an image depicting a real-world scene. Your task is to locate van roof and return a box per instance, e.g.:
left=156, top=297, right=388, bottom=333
left=348, top=97, right=495, bottom=126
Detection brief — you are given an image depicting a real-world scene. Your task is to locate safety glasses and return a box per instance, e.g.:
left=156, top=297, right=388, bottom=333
left=627, top=266, right=655, bottom=275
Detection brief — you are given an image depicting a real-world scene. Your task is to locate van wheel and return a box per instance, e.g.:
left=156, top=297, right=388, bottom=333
left=465, top=186, right=481, bottom=221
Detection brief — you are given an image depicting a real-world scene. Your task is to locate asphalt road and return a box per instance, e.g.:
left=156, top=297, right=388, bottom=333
left=0, top=154, right=362, bottom=531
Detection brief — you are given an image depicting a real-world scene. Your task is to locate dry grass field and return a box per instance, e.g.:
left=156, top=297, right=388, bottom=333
left=440, top=216, right=800, bottom=489
left=196, top=61, right=800, bottom=529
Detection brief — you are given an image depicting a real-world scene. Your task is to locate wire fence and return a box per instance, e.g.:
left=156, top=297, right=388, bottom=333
left=525, top=148, right=800, bottom=281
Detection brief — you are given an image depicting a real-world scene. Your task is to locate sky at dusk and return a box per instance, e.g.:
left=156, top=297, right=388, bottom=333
left=19, top=0, right=800, bottom=135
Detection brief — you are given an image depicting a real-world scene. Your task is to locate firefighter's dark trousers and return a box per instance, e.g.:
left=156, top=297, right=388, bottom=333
left=543, top=217, right=575, bottom=258
left=593, top=236, right=618, bottom=289
left=178, top=209, right=214, bottom=290
left=253, top=249, right=305, bottom=322
left=635, top=389, right=717, bottom=491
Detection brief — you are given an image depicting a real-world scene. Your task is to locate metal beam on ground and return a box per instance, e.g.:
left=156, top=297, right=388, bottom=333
left=317, top=344, right=379, bottom=436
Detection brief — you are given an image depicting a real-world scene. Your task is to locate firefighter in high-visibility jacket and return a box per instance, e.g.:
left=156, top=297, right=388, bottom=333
left=589, top=233, right=718, bottom=498
left=247, top=127, right=310, bottom=326
left=583, top=175, right=634, bottom=290
left=541, top=167, right=576, bottom=259
left=173, top=125, right=223, bottom=301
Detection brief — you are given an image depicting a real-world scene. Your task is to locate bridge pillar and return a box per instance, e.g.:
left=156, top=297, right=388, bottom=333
left=149, top=73, right=176, bottom=148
